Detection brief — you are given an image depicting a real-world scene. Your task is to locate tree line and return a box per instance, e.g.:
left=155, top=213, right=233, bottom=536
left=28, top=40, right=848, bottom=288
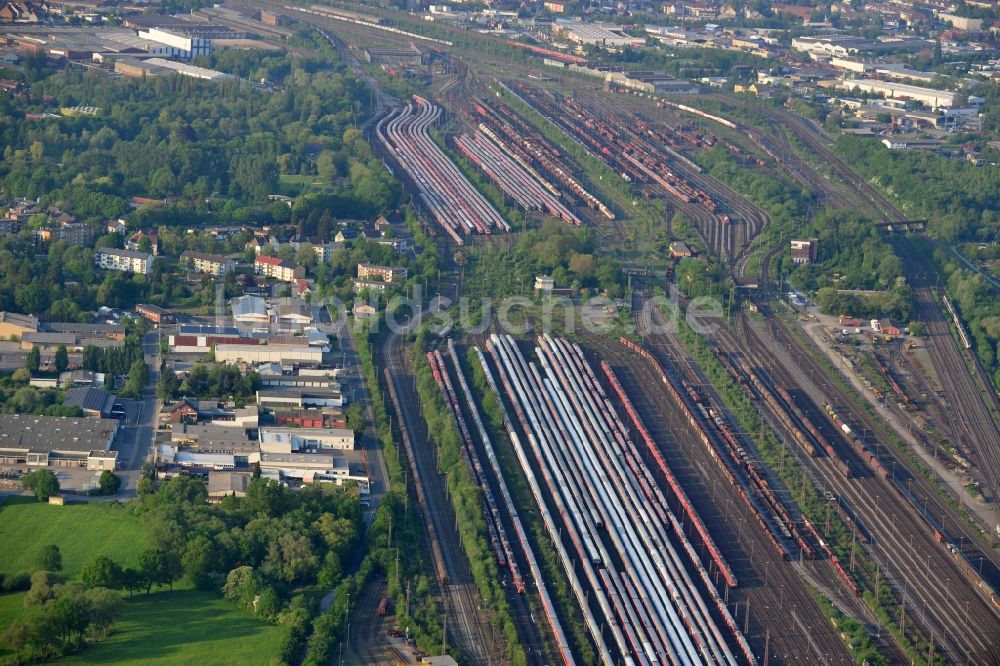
left=834, top=136, right=1000, bottom=385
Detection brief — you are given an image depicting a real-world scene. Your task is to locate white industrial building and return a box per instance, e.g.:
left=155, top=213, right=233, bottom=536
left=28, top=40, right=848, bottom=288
left=259, top=367, right=340, bottom=390
left=258, top=452, right=369, bottom=494
left=137, top=27, right=211, bottom=58
left=141, top=58, right=231, bottom=81
left=833, top=78, right=981, bottom=110
left=259, top=427, right=355, bottom=453
left=557, top=22, right=645, bottom=48
left=257, top=387, right=344, bottom=409
left=215, top=343, right=324, bottom=365
left=605, top=70, right=701, bottom=95
left=232, top=295, right=270, bottom=325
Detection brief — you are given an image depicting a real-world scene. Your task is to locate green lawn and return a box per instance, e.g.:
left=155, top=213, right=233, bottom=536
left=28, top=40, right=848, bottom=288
left=278, top=173, right=326, bottom=195
left=0, top=497, right=144, bottom=577
left=57, top=589, right=287, bottom=665
left=0, top=591, right=26, bottom=657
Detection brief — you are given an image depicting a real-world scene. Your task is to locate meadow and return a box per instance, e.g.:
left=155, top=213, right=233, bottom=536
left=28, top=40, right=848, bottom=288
left=0, top=497, right=285, bottom=664
left=0, top=497, right=144, bottom=577
left=57, top=589, right=286, bottom=665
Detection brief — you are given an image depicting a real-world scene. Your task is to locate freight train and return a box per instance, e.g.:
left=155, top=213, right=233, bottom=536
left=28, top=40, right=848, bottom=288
left=490, top=334, right=754, bottom=665
left=376, top=97, right=509, bottom=243
left=619, top=336, right=809, bottom=562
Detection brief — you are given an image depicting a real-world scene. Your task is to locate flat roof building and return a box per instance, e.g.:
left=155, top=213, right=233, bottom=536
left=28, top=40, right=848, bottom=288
left=790, top=239, right=819, bottom=264
left=558, top=22, right=645, bottom=48
left=216, top=344, right=323, bottom=366
left=137, top=28, right=211, bottom=58
left=0, top=311, right=38, bottom=339
left=257, top=387, right=344, bottom=409
left=832, top=78, right=980, bottom=110
left=259, top=427, right=355, bottom=453
left=0, top=414, right=118, bottom=470
left=605, top=71, right=701, bottom=95
left=140, top=57, right=232, bottom=81
left=170, top=422, right=256, bottom=452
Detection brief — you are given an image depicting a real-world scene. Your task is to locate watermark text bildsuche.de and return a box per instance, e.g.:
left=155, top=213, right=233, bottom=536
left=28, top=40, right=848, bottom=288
left=215, top=284, right=721, bottom=338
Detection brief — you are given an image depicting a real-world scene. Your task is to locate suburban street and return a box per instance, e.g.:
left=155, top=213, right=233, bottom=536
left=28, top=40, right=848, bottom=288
left=106, top=330, right=161, bottom=496
left=321, top=312, right=389, bottom=528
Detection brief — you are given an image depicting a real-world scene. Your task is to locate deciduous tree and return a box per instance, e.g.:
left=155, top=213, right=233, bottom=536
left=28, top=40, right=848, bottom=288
left=21, top=469, right=59, bottom=501
left=36, top=544, right=62, bottom=573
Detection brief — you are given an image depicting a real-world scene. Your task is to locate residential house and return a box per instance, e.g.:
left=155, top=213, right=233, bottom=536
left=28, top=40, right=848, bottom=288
left=353, top=279, right=389, bottom=294
left=334, top=227, right=359, bottom=244
left=105, top=219, right=128, bottom=235
left=353, top=303, right=377, bottom=320
left=126, top=229, right=158, bottom=255
left=255, top=255, right=305, bottom=282
left=180, top=250, right=236, bottom=276
left=95, top=248, right=154, bottom=275
left=357, top=263, right=408, bottom=282
left=160, top=400, right=199, bottom=424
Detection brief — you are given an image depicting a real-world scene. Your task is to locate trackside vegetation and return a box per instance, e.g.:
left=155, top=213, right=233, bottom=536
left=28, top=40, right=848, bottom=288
left=411, top=328, right=528, bottom=665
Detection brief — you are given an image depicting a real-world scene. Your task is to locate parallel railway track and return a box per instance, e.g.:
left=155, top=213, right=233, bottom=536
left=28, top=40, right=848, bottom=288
left=383, top=329, right=499, bottom=665
left=583, top=328, right=856, bottom=664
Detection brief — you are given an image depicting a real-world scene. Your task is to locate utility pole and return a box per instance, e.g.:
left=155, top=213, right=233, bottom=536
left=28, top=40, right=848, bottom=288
left=441, top=607, right=448, bottom=656
left=850, top=529, right=856, bottom=572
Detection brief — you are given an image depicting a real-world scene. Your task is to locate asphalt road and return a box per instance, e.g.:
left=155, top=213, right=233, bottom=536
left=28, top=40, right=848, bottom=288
left=325, top=318, right=389, bottom=528
left=106, top=331, right=161, bottom=496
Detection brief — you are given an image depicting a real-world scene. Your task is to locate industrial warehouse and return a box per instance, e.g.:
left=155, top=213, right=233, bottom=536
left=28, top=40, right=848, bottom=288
left=0, top=414, right=119, bottom=470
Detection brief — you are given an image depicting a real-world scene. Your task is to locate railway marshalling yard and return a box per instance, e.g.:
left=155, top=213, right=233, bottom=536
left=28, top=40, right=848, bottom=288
left=272, top=5, right=1000, bottom=664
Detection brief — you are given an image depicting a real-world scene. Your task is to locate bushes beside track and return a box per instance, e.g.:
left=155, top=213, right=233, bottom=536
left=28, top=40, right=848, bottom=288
left=664, top=301, right=943, bottom=665
left=463, top=347, right=599, bottom=664
left=303, top=318, right=445, bottom=664
left=411, top=330, right=529, bottom=666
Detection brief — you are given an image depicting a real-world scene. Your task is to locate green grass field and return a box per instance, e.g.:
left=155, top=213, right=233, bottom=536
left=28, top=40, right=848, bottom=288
left=57, top=589, right=287, bottom=665
left=0, top=497, right=145, bottom=577
left=278, top=173, right=326, bottom=195
left=0, top=591, right=26, bottom=657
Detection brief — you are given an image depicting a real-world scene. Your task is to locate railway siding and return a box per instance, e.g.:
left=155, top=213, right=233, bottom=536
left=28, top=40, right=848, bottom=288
left=486, top=333, right=752, bottom=665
